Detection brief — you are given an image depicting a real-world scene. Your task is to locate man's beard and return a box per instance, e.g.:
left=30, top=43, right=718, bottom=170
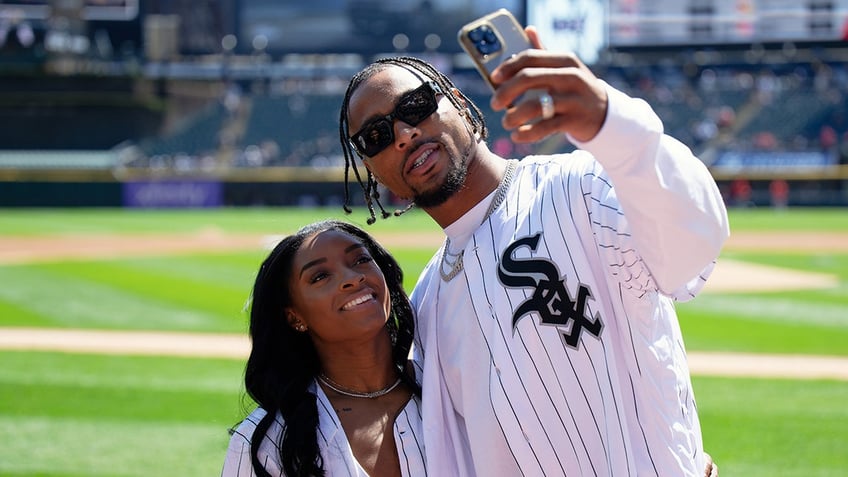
left=412, top=153, right=468, bottom=208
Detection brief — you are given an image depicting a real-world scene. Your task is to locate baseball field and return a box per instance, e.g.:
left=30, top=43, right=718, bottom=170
left=0, top=206, right=846, bottom=476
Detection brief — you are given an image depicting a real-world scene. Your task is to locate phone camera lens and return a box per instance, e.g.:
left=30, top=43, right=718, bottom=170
left=468, top=26, right=485, bottom=43
left=470, top=25, right=501, bottom=55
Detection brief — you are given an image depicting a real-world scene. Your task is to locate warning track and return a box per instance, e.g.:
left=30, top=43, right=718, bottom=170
left=1, top=327, right=846, bottom=381
left=1, top=230, right=845, bottom=380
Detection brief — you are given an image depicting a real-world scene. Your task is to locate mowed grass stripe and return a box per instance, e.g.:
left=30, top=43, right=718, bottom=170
left=0, top=207, right=438, bottom=235
left=684, top=292, right=848, bottom=328
left=677, top=249, right=848, bottom=356
left=0, top=416, right=232, bottom=477
left=0, top=207, right=844, bottom=477
left=694, top=376, right=848, bottom=477
left=723, top=251, right=848, bottom=281
left=74, top=253, right=264, bottom=307
left=726, top=207, right=848, bottom=231
left=0, top=207, right=844, bottom=236
left=2, top=350, right=845, bottom=477
left=0, top=265, right=242, bottom=331
left=0, top=351, right=244, bottom=394
left=0, top=246, right=435, bottom=332
left=0, top=351, right=246, bottom=477
left=680, top=305, right=848, bottom=356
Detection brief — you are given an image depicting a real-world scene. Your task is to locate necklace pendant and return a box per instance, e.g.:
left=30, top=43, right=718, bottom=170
left=439, top=246, right=464, bottom=282
left=439, top=160, right=517, bottom=283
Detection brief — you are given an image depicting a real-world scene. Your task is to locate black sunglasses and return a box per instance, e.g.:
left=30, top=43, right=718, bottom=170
left=350, top=82, right=442, bottom=157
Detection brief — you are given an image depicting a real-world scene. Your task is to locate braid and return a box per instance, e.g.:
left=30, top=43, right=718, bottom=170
left=339, top=85, right=393, bottom=225
left=339, top=85, right=373, bottom=218
left=393, top=202, right=416, bottom=217
left=339, top=56, right=488, bottom=225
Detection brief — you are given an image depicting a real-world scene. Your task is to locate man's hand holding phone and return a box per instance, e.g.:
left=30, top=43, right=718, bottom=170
left=459, top=10, right=609, bottom=144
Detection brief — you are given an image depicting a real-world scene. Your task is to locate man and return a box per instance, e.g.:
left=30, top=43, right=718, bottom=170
left=338, top=24, right=728, bottom=477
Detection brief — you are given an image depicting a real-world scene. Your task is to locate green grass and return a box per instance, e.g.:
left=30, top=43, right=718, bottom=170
left=0, top=206, right=440, bottom=236
left=695, top=376, right=848, bottom=477
left=0, top=249, right=434, bottom=332
left=0, top=206, right=846, bottom=476
left=0, top=351, right=246, bottom=477
left=679, top=250, right=848, bottom=356
left=0, top=254, right=257, bottom=332
left=724, top=207, right=848, bottom=231
left=1, top=351, right=845, bottom=476
left=1, top=206, right=844, bottom=235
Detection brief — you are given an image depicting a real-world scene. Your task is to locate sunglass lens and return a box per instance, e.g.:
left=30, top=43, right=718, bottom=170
left=362, top=120, right=393, bottom=156
left=351, top=83, right=438, bottom=157
left=398, top=88, right=437, bottom=125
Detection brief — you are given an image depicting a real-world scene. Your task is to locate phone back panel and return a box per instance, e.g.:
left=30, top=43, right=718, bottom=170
left=458, top=9, right=533, bottom=90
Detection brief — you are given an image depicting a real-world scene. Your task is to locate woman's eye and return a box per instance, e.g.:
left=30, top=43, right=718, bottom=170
left=355, top=255, right=374, bottom=265
left=309, top=271, right=328, bottom=284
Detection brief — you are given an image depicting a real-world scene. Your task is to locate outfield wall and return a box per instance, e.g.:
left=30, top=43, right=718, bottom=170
left=1, top=166, right=847, bottom=208
left=0, top=168, right=363, bottom=207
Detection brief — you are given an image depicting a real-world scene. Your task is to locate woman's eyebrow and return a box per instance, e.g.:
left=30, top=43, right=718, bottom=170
left=299, top=243, right=365, bottom=278
left=299, top=257, right=326, bottom=278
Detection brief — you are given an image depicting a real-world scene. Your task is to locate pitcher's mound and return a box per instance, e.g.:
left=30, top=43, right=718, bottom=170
left=705, top=259, right=838, bottom=293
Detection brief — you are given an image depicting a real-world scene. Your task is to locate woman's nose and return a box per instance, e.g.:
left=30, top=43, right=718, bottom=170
left=341, top=269, right=365, bottom=288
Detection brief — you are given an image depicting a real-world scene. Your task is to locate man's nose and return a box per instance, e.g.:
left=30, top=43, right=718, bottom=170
left=393, top=120, right=420, bottom=151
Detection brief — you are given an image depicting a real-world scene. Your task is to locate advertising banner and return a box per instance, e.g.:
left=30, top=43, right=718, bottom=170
left=123, top=180, right=222, bottom=208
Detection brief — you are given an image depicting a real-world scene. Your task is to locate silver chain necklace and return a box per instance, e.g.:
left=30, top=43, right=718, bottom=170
left=317, top=373, right=402, bottom=399
left=439, top=160, right=518, bottom=282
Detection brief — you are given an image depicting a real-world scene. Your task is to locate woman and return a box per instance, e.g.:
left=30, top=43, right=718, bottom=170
left=222, top=220, right=424, bottom=477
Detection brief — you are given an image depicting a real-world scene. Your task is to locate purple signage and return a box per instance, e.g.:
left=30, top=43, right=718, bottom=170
left=123, top=180, right=222, bottom=208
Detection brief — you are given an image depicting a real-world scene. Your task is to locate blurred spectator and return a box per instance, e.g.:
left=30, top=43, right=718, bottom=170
left=753, top=131, right=778, bottom=150
left=839, top=133, right=848, bottom=165
left=819, top=125, right=838, bottom=150
left=730, top=178, right=753, bottom=207
left=769, top=179, right=789, bottom=209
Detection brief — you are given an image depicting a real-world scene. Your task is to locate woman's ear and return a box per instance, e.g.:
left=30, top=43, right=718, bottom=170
left=287, top=311, right=308, bottom=332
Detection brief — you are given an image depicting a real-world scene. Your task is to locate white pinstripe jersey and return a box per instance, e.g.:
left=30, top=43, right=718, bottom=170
left=411, top=85, right=729, bottom=476
left=222, top=381, right=426, bottom=477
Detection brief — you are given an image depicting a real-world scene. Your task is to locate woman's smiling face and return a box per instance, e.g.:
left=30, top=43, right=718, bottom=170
left=286, top=229, right=392, bottom=346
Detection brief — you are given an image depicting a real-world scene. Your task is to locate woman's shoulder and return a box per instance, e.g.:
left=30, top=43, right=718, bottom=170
left=229, top=407, right=276, bottom=443
left=223, top=407, right=285, bottom=476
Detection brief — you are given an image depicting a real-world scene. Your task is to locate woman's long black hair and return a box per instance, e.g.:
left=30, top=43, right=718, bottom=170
left=243, top=219, right=418, bottom=476
left=338, top=56, right=489, bottom=225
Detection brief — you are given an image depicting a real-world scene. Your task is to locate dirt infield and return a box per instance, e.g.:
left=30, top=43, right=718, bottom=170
left=0, top=229, right=845, bottom=379
left=1, top=229, right=847, bottom=265
left=0, top=229, right=842, bottom=293
left=1, top=327, right=847, bottom=380
left=1, top=230, right=847, bottom=266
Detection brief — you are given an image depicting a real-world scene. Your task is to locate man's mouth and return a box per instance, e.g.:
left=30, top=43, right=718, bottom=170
left=412, top=148, right=434, bottom=168
left=406, top=144, right=438, bottom=174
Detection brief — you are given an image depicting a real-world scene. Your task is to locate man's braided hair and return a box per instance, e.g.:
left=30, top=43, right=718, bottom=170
left=338, top=56, right=489, bottom=224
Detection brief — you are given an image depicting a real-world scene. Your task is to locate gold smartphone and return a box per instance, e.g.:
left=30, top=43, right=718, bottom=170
left=457, top=9, right=534, bottom=91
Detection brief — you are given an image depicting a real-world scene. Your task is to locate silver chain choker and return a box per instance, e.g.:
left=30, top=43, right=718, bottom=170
left=318, top=373, right=402, bottom=399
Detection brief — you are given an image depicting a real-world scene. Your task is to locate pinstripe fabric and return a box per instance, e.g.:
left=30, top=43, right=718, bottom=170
left=221, top=381, right=426, bottom=477
left=412, top=85, right=728, bottom=477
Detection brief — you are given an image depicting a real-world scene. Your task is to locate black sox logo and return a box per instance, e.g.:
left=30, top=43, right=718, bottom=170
left=498, top=233, right=603, bottom=349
